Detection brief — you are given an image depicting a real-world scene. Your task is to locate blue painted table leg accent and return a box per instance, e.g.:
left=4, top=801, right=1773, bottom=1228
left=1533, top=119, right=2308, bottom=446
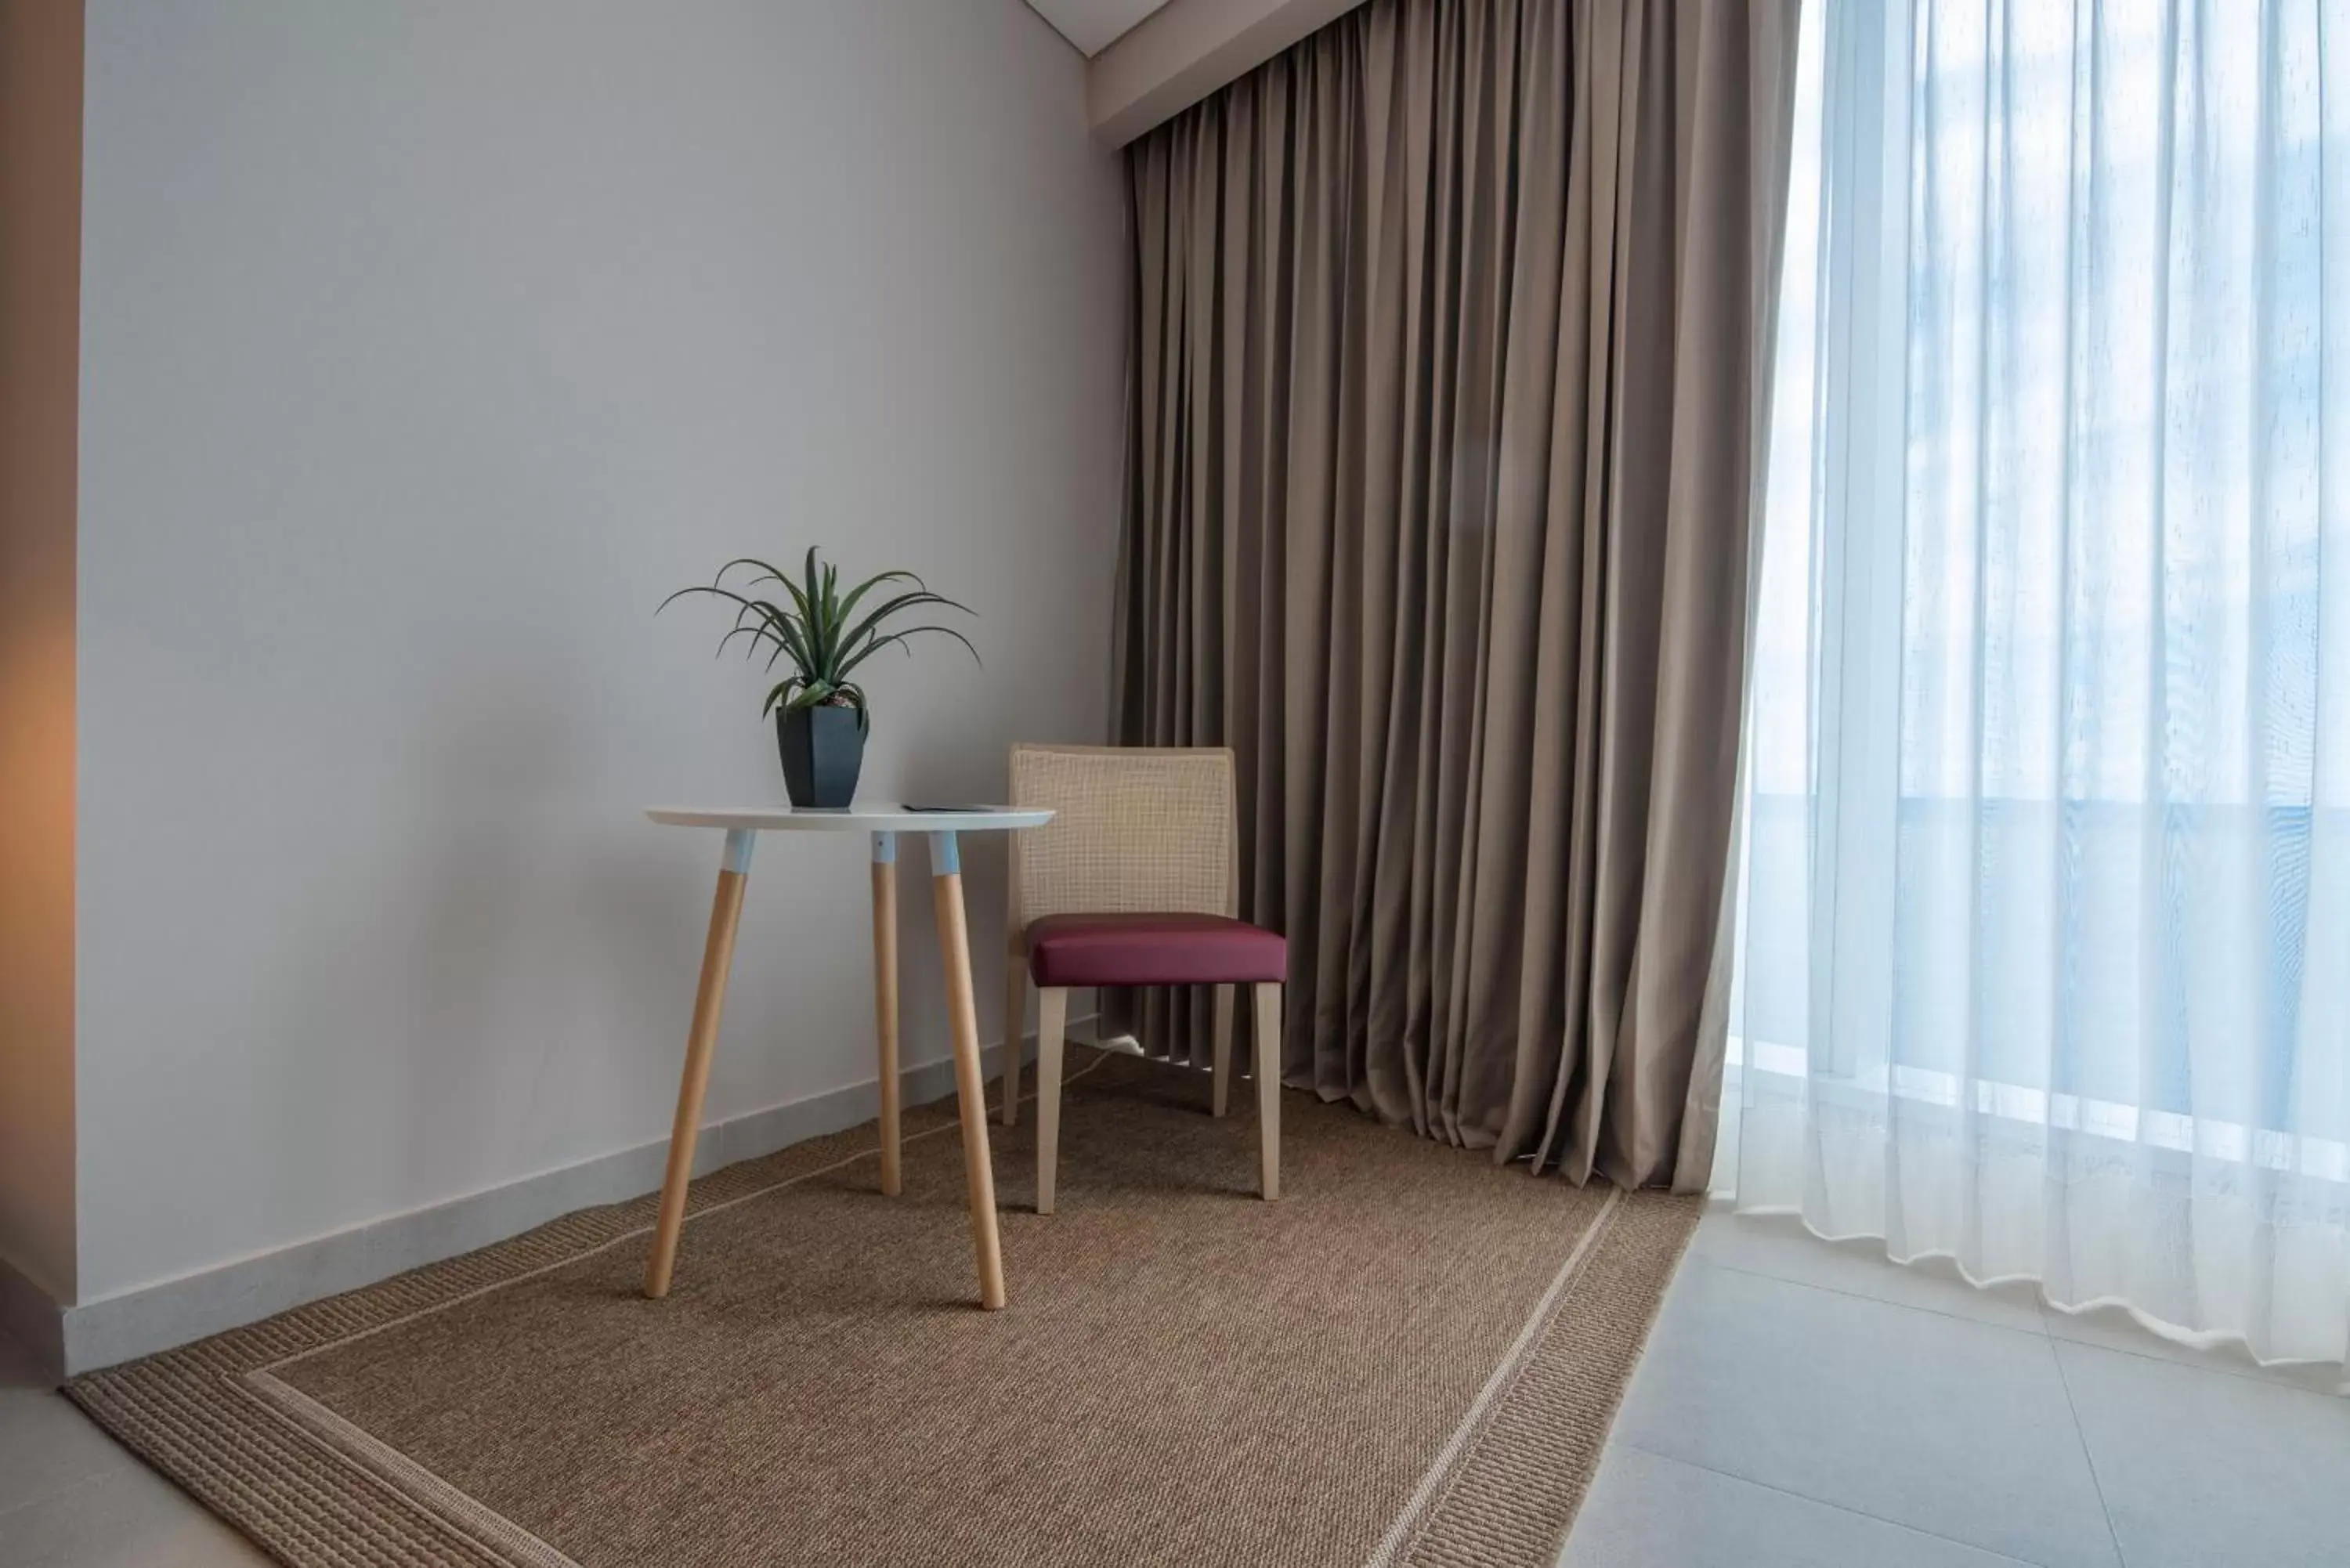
left=928, top=830, right=960, bottom=876
left=721, top=826, right=757, bottom=875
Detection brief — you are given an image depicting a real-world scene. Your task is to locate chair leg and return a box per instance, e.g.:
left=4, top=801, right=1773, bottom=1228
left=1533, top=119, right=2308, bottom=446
left=1001, top=947, right=1025, bottom=1126
left=1034, top=986, right=1069, bottom=1215
left=1253, top=982, right=1282, bottom=1200
left=1210, top=983, right=1235, bottom=1117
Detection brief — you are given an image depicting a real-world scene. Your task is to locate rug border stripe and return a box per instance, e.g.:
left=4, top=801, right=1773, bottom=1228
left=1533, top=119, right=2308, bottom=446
left=243, top=1370, right=580, bottom=1568
left=1396, top=1190, right=1704, bottom=1566
left=63, top=1060, right=1697, bottom=1568
left=67, top=1088, right=993, bottom=1567
left=1362, top=1187, right=1625, bottom=1568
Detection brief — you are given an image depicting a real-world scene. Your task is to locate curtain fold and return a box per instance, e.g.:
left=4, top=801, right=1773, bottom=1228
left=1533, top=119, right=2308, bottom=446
left=1728, top=0, right=2350, bottom=1368
left=1112, top=0, right=1802, bottom=1189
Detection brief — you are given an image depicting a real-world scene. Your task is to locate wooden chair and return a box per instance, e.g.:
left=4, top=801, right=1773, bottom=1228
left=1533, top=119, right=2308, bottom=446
left=1000, top=744, right=1284, bottom=1212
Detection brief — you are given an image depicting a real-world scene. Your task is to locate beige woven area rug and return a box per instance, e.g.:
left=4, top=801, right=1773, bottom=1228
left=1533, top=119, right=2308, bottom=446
left=68, top=1049, right=1698, bottom=1568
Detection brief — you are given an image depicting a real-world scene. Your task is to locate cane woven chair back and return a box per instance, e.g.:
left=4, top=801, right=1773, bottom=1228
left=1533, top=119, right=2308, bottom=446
left=1007, top=745, right=1238, bottom=931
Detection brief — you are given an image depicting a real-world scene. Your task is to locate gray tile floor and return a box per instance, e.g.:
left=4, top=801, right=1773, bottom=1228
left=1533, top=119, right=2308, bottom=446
left=1560, top=1208, right=2350, bottom=1568
left=0, top=1332, right=265, bottom=1567
left=3, top=1210, right=2343, bottom=1566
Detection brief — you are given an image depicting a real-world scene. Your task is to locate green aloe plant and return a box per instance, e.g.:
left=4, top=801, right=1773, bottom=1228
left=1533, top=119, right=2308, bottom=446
left=661, top=548, right=978, bottom=727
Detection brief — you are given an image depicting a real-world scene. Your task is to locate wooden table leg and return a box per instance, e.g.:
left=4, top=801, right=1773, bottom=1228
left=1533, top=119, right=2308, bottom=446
left=870, top=831, right=902, bottom=1198
left=644, top=828, right=755, bottom=1299
left=930, top=832, right=1007, bottom=1310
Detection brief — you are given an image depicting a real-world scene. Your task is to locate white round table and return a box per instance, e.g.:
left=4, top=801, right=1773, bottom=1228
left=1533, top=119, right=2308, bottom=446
left=639, top=804, right=1053, bottom=1310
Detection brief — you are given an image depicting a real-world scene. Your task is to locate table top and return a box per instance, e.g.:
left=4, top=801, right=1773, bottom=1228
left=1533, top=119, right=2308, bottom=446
left=645, top=804, right=1053, bottom=833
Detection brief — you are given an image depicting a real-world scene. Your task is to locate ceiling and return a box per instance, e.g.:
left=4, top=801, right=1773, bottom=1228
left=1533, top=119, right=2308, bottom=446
left=1025, top=0, right=1172, bottom=58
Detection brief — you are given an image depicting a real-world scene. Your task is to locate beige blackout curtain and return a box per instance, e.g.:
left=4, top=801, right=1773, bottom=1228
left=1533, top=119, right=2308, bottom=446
left=1112, top=0, right=1801, bottom=1190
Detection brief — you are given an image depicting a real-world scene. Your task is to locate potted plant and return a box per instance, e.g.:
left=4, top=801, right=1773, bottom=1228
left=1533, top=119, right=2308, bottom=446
left=662, top=549, right=978, bottom=809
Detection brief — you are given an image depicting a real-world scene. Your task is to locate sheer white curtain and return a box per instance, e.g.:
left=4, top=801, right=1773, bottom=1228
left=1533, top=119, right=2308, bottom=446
left=1722, top=0, right=2350, bottom=1370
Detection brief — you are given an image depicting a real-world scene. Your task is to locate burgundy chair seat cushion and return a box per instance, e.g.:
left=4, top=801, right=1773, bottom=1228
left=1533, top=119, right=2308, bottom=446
left=1025, top=912, right=1287, bottom=988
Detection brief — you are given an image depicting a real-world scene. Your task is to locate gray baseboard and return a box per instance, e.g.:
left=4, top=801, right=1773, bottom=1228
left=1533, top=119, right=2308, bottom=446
left=0, top=1252, right=67, bottom=1384
left=61, top=1024, right=1090, bottom=1376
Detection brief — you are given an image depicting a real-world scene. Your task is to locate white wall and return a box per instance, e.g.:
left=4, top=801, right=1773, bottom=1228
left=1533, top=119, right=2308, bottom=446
left=0, top=0, right=84, bottom=1318
left=73, top=0, right=1126, bottom=1305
